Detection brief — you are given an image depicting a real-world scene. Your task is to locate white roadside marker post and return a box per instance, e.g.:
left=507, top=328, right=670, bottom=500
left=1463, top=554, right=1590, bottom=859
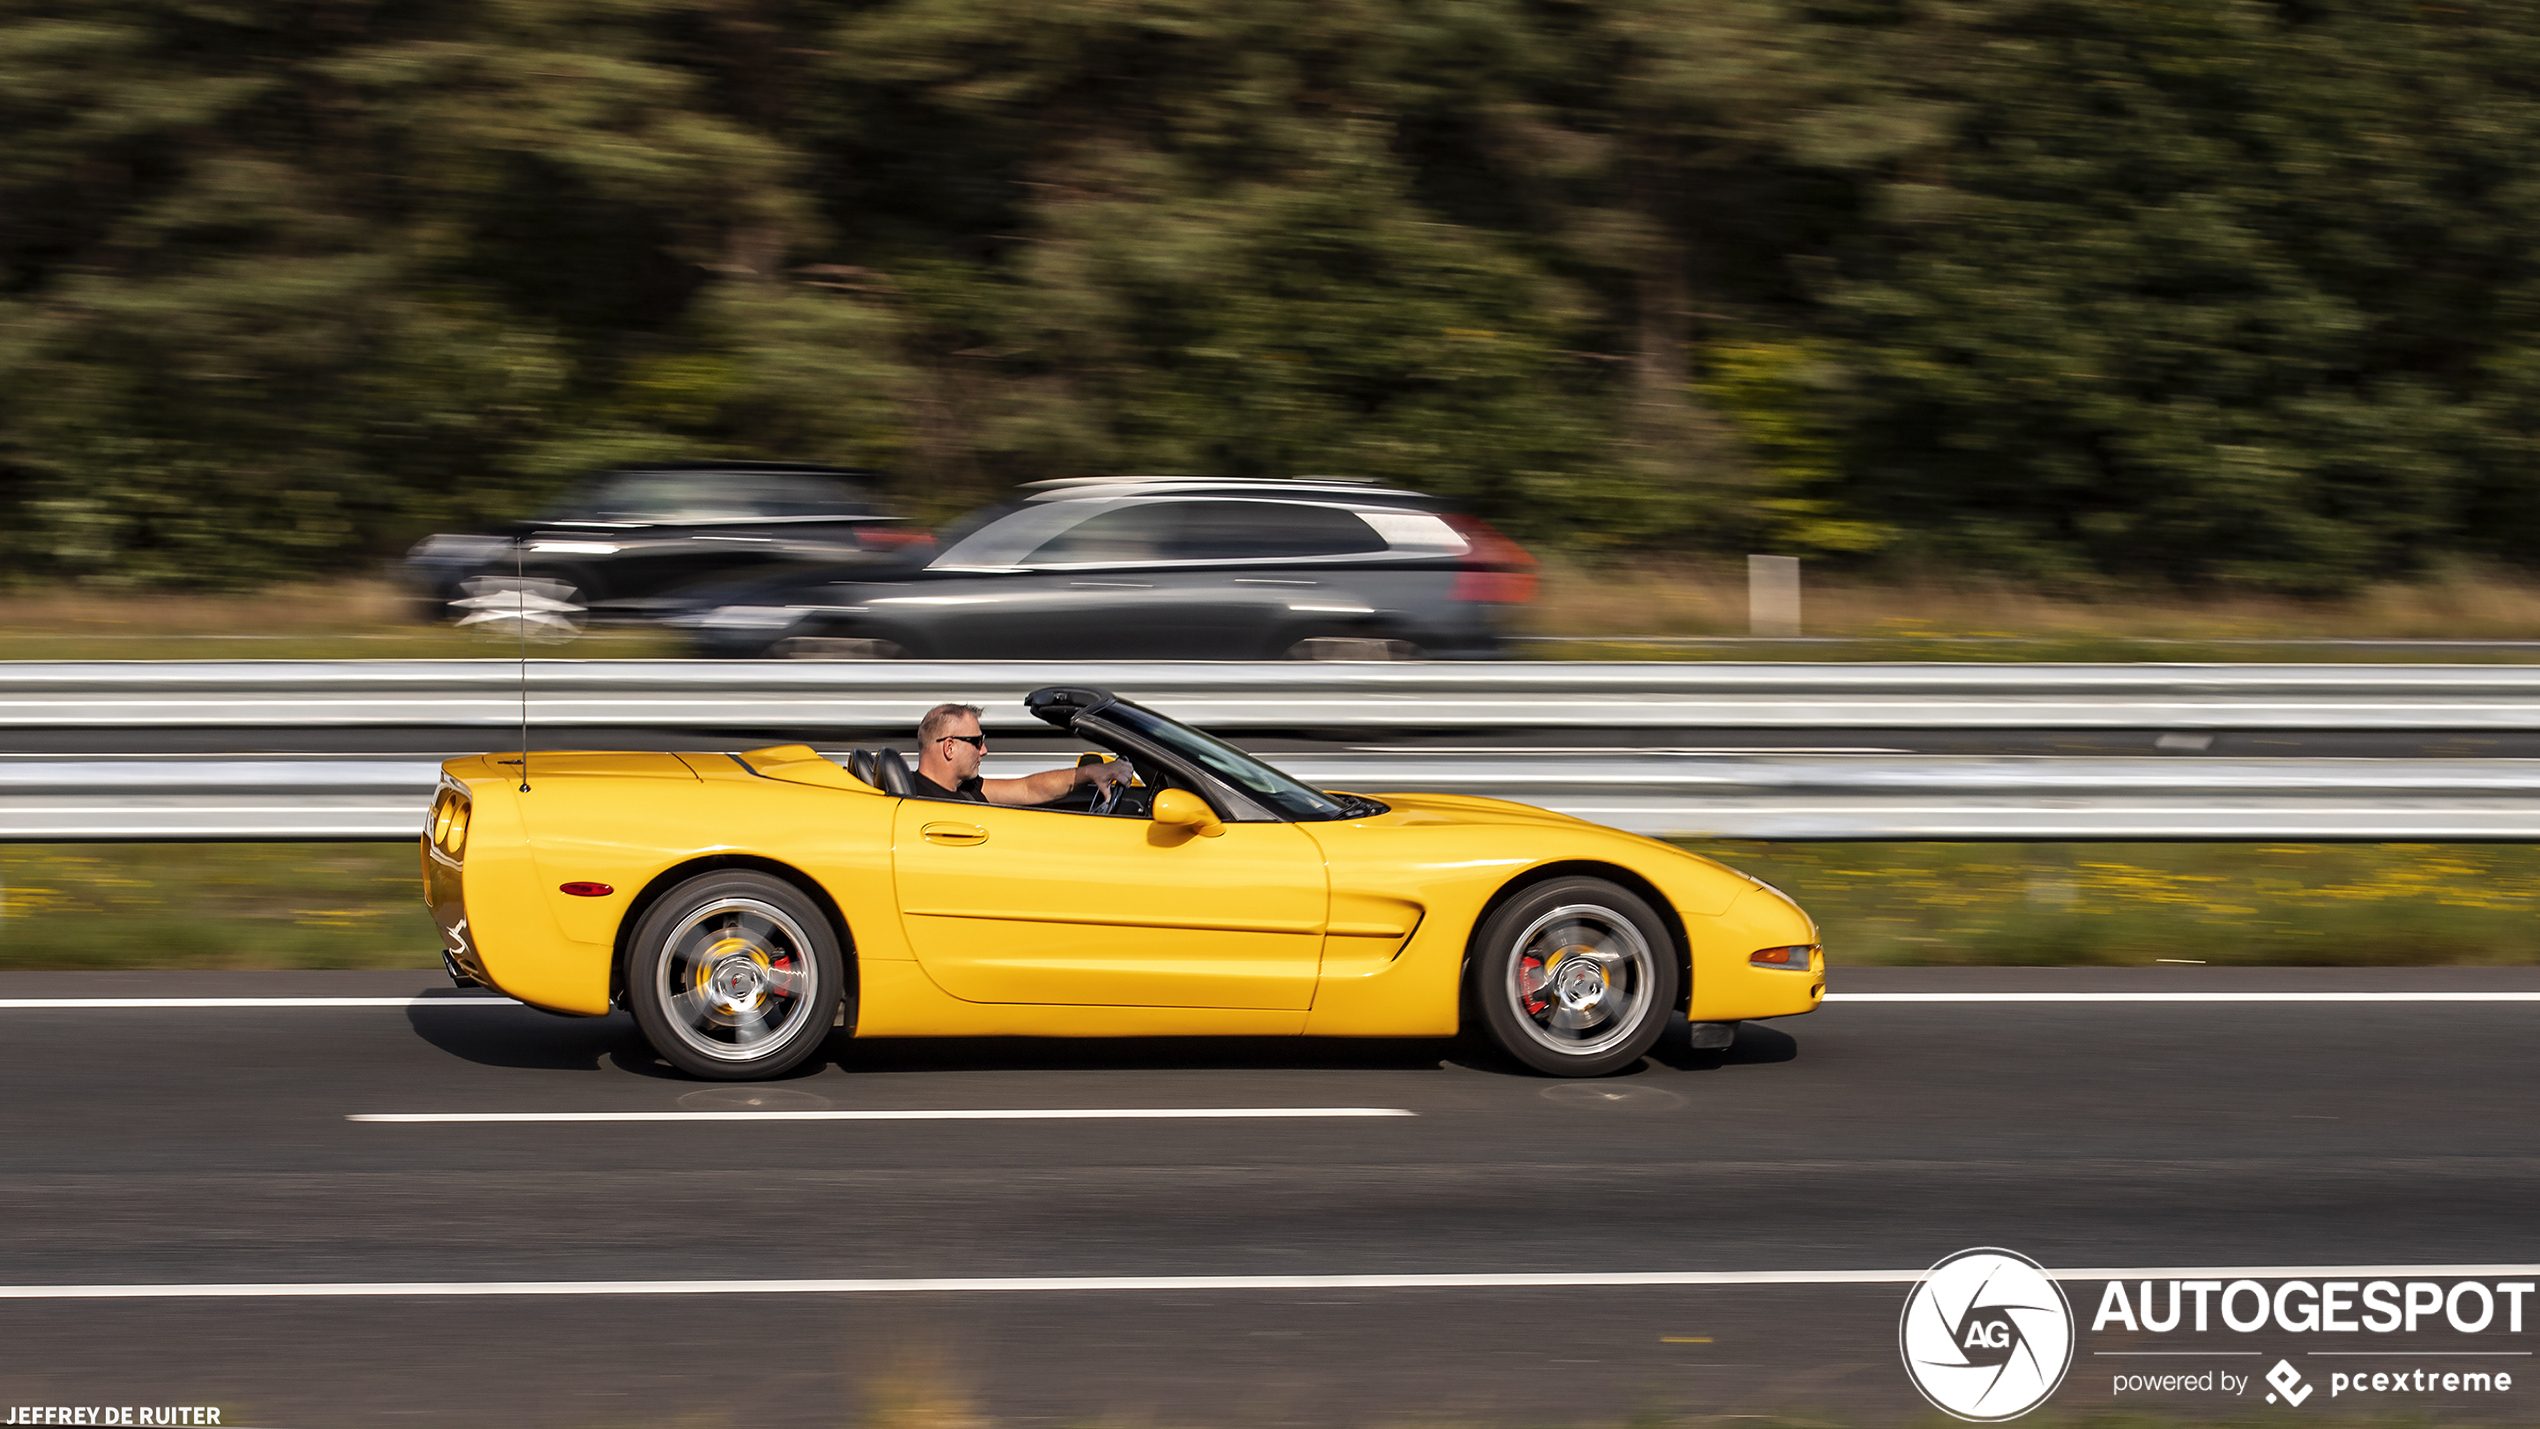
left=1749, top=554, right=1801, bottom=637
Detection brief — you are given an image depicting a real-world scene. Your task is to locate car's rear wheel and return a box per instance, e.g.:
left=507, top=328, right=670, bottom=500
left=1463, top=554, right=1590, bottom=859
left=1472, top=877, right=1678, bottom=1077
left=775, top=633, right=910, bottom=659
left=1281, top=633, right=1421, bottom=661
left=625, top=871, right=843, bottom=1080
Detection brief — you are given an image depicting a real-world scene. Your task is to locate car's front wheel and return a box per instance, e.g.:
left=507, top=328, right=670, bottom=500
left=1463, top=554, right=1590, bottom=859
left=625, top=871, right=843, bottom=1080
left=1472, top=877, right=1678, bottom=1076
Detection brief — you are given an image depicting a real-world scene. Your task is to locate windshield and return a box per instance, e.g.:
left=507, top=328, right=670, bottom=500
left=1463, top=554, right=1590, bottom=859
left=927, top=501, right=1081, bottom=568
left=1099, top=702, right=1360, bottom=822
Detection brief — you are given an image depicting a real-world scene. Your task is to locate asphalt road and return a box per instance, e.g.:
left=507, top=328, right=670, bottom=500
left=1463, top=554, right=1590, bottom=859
left=2, top=966, right=2536, bottom=1428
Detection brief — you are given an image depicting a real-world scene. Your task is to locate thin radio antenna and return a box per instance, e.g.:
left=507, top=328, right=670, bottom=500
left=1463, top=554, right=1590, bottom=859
left=515, top=535, right=531, bottom=793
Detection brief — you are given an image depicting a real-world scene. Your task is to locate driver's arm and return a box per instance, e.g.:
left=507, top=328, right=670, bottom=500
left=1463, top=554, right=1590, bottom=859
left=980, top=760, right=1133, bottom=807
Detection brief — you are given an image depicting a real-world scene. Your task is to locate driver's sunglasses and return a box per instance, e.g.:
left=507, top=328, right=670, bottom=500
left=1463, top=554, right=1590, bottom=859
left=938, top=734, right=986, bottom=750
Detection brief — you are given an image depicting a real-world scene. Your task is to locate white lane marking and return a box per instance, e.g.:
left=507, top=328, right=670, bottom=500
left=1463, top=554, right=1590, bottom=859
left=1827, top=992, right=2540, bottom=1003
left=4, top=1264, right=2538, bottom=1300
left=0, top=997, right=518, bottom=1009
left=349, top=1108, right=1416, bottom=1123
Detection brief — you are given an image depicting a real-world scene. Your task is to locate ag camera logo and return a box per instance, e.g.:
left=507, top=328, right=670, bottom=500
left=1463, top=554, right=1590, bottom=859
left=1899, top=1247, right=2076, bottom=1421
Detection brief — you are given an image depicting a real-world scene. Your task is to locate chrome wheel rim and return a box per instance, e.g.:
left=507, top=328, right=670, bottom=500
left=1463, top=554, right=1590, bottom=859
left=1504, top=903, right=1657, bottom=1059
left=655, top=898, right=820, bottom=1063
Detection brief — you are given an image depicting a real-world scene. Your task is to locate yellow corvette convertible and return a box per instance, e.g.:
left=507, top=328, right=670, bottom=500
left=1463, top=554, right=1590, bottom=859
left=423, top=685, right=1822, bottom=1079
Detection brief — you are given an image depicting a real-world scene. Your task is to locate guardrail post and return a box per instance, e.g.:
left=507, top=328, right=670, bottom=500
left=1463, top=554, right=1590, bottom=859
left=1749, top=555, right=1801, bottom=637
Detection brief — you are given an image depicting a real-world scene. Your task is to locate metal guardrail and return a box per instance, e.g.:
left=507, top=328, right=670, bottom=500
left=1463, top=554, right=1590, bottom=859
left=0, top=760, right=432, bottom=840
left=14, top=754, right=2540, bottom=841
left=12, top=659, right=2540, bottom=730
left=12, top=660, right=2540, bottom=840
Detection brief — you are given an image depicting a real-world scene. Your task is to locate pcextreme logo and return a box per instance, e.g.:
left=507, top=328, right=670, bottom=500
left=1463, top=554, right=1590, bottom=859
left=1899, top=1247, right=2077, bottom=1421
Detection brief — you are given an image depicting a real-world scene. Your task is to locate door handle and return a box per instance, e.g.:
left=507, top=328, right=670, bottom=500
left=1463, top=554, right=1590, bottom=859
left=921, top=822, right=989, bottom=846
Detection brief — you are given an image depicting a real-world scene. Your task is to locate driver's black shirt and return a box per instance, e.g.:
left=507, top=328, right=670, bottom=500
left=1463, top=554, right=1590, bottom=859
left=913, top=771, right=986, bottom=803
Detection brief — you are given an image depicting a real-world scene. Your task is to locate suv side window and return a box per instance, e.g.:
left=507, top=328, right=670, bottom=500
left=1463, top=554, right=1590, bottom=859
left=573, top=474, right=759, bottom=522
left=1172, top=501, right=1387, bottom=559
left=1023, top=503, right=1185, bottom=564
left=758, top=475, right=876, bottom=517
left=1024, top=500, right=1387, bottom=564
left=551, top=472, right=875, bottom=522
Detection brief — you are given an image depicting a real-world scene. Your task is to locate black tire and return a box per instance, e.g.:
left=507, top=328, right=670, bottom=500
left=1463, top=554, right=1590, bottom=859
left=1277, top=632, right=1423, bottom=661
left=1472, top=876, right=1679, bottom=1077
left=773, top=634, right=911, bottom=660
left=447, top=572, right=586, bottom=640
left=625, top=871, right=844, bottom=1080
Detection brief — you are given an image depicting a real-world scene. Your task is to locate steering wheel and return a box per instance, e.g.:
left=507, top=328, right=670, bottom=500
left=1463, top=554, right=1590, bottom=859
left=1090, top=772, right=1124, bottom=815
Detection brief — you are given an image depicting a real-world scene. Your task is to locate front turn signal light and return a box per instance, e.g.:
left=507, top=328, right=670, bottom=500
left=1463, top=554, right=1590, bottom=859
left=1750, top=944, right=1817, bottom=970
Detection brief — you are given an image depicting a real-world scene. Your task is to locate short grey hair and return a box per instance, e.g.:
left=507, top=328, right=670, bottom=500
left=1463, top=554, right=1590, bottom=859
left=919, top=702, right=985, bottom=743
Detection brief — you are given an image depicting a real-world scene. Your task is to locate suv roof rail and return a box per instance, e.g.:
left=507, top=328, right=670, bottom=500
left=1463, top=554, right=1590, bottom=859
left=1019, top=475, right=1200, bottom=490
left=580, top=461, right=885, bottom=480
left=1019, top=474, right=1407, bottom=495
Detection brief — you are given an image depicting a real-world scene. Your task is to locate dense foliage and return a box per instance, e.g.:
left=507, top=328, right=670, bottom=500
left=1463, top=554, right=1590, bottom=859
left=2, top=0, right=2535, bottom=589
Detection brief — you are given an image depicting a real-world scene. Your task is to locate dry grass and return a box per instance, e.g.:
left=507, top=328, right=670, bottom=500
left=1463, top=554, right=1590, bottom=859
left=1527, top=557, right=2540, bottom=643
left=9, top=565, right=2540, bottom=661
left=0, top=577, right=681, bottom=659
left=0, top=577, right=422, bottom=635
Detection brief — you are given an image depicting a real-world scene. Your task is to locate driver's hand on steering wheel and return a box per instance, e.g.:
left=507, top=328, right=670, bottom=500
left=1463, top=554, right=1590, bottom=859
left=1081, top=759, right=1135, bottom=791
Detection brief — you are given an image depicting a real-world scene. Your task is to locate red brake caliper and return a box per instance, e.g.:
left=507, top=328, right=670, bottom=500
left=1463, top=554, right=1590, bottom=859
left=1518, top=955, right=1549, bottom=1016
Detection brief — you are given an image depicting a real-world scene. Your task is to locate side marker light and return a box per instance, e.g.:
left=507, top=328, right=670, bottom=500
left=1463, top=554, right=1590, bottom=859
left=560, top=882, right=615, bottom=897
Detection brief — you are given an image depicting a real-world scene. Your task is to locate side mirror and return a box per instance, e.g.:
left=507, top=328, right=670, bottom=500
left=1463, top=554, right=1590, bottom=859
left=1150, top=788, right=1225, bottom=838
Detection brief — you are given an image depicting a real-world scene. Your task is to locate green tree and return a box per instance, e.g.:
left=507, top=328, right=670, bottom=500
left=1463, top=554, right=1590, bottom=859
left=1826, top=0, right=2540, bottom=590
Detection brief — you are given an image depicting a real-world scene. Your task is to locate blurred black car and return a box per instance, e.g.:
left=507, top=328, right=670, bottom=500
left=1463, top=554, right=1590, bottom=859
left=671, top=476, right=1537, bottom=660
left=399, top=464, right=928, bottom=626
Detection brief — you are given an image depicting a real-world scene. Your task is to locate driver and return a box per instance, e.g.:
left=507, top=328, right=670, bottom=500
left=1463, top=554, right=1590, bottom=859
left=912, top=702, right=1136, bottom=806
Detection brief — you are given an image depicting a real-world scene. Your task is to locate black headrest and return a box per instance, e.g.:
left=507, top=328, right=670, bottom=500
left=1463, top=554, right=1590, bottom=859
left=848, top=748, right=916, bottom=797
left=872, top=749, right=916, bottom=796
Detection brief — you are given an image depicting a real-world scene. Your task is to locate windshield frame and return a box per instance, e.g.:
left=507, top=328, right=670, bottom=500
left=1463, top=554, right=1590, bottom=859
left=1095, top=700, right=1364, bottom=823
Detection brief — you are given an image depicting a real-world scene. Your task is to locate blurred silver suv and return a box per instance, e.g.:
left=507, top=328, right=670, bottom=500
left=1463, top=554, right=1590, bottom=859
left=678, top=476, right=1537, bottom=659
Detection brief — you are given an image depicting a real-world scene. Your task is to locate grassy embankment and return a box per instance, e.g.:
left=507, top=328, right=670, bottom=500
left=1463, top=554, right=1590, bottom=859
left=5, top=563, right=2540, bottom=660
left=4, top=841, right=2531, bottom=972
left=1523, top=557, right=2540, bottom=660
left=0, top=578, right=679, bottom=659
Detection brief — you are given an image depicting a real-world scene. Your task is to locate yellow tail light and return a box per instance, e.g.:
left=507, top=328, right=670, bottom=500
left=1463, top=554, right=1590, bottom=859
left=428, top=788, right=472, bottom=858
